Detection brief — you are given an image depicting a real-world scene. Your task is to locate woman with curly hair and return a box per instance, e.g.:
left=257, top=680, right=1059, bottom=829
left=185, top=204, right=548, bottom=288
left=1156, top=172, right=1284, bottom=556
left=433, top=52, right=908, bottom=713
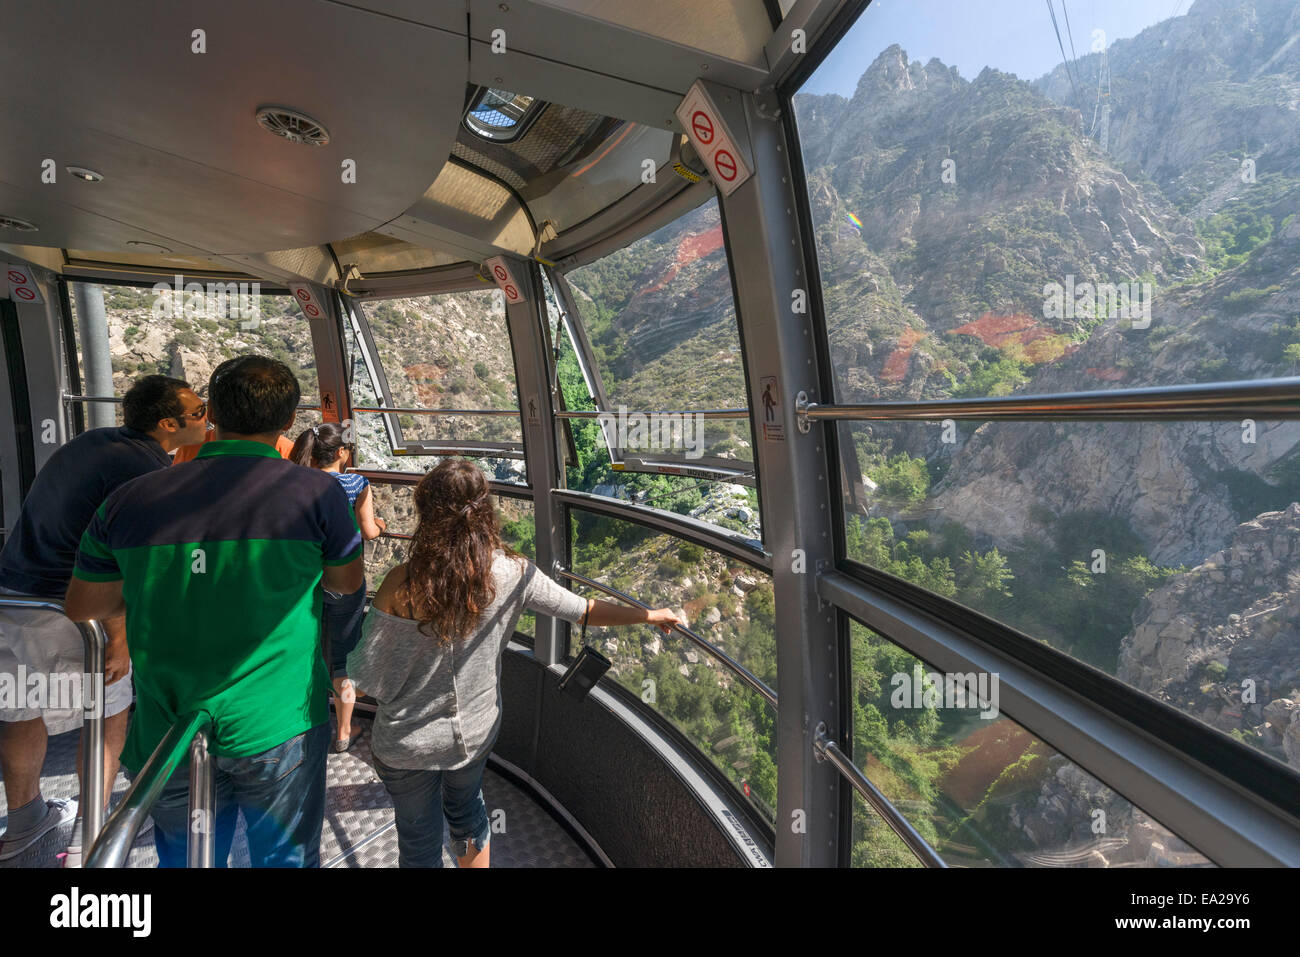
left=348, top=459, right=681, bottom=868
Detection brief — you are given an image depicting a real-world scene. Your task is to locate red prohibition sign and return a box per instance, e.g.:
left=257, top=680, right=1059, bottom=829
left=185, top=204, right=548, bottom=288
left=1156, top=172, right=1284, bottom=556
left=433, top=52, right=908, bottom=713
left=691, top=110, right=714, bottom=145
left=14, top=286, right=35, bottom=301
left=295, top=288, right=312, bottom=302
left=714, top=148, right=738, bottom=181
left=304, top=303, right=320, bottom=317
left=503, top=284, right=518, bottom=300
left=493, top=264, right=508, bottom=281
left=8, top=270, right=26, bottom=285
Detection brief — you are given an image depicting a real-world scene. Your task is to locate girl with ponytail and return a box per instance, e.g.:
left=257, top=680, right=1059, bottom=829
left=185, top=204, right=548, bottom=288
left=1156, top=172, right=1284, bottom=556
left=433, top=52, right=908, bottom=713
left=290, top=422, right=386, bottom=753
left=348, top=459, right=681, bottom=868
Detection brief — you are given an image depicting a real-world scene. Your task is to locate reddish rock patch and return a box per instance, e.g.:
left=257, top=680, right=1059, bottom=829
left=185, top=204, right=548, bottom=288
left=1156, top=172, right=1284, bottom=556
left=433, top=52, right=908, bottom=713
left=881, top=328, right=926, bottom=382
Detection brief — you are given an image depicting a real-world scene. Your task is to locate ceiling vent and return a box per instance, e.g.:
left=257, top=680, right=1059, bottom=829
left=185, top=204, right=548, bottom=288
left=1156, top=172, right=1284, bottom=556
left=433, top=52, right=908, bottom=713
left=0, top=215, right=37, bottom=231
left=255, top=106, right=331, bottom=147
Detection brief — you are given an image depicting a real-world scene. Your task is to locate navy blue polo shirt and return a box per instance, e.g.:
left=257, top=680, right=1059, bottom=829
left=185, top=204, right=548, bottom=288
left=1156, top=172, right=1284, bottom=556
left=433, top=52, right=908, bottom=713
left=0, top=426, right=172, bottom=599
left=73, top=440, right=363, bottom=768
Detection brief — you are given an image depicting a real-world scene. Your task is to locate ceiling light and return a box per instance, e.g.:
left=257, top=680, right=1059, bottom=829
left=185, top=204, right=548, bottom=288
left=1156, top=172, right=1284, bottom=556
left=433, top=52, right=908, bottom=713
left=255, top=106, right=330, bottom=147
left=0, top=215, right=38, bottom=231
left=126, top=241, right=172, bottom=255
left=66, top=166, right=103, bottom=182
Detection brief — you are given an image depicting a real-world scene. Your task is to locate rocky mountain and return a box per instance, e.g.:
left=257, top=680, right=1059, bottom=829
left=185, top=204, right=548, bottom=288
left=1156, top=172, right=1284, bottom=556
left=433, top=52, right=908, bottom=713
left=1119, top=502, right=1300, bottom=770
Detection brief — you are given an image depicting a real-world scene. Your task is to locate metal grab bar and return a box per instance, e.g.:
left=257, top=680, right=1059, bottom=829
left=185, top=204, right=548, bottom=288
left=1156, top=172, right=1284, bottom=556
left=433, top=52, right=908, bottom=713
left=85, top=710, right=214, bottom=868
left=352, top=405, right=520, bottom=417
left=555, top=408, right=749, bottom=420
left=62, top=394, right=322, bottom=412
left=555, top=568, right=777, bottom=708
left=794, top=376, right=1300, bottom=431
left=812, top=722, right=946, bottom=868
left=0, top=596, right=107, bottom=847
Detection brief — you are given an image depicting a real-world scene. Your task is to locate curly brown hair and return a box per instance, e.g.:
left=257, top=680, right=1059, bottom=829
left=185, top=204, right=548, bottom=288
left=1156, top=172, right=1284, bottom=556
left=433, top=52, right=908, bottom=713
left=398, top=459, right=517, bottom=642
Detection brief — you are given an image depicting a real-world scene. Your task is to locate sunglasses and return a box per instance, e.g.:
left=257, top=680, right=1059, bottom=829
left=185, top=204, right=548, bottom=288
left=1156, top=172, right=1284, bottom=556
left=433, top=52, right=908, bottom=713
left=177, top=402, right=207, bottom=421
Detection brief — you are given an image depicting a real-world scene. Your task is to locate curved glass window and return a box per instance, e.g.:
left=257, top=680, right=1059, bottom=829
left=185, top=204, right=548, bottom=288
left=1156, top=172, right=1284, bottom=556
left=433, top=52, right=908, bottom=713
left=69, top=282, right=319, bottom=405
left=559, top=199, right=761, bottom=538
left=568, top=509, right=776, bottom=820
left=795, top=3, right=1300, bottom=783
left=356, top=290, right=525, bottom=482
left=837, top=417, right=1300, bottom=776
left=848, top=619, right=1211, bottom=867
left=793, top=4, right=1300, bottom=403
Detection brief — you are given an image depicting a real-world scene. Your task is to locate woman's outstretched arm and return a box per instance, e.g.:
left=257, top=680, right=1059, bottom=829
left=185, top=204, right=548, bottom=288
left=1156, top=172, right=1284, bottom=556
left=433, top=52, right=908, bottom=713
left=583, top=599, right=682, bottom=634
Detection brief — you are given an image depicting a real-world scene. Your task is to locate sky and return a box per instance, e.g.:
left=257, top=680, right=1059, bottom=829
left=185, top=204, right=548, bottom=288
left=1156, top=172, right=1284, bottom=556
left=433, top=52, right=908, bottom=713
left=798, top=0, right=1192, bottom=96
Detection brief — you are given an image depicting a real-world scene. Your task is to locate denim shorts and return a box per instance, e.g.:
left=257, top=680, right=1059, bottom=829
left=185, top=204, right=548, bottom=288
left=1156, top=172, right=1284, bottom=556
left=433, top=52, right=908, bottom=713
left=321, top=584, right=366, bottom=679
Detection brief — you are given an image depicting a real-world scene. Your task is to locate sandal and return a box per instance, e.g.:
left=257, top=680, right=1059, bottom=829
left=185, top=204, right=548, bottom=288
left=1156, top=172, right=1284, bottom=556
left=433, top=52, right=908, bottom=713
left=332, top=725, right=365, bottom=753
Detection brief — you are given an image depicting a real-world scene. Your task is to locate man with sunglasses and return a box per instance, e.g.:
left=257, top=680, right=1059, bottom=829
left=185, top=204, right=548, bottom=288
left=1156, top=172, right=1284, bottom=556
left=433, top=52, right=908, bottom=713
left=0, top=374, right=208, bottom=865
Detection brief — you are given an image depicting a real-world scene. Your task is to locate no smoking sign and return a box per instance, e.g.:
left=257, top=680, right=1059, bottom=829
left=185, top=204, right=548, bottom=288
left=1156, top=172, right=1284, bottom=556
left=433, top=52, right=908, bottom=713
left=3, top=264, right=43, bottom=304
left=484, top=256, right=526, bottom=305
left=675, top=81, right=752, bottom=197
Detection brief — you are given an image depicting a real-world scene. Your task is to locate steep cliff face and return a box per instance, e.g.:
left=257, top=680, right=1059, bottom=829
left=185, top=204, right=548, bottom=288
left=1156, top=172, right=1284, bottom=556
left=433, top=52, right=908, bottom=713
left=1119, top=503, right=1300, bottom=770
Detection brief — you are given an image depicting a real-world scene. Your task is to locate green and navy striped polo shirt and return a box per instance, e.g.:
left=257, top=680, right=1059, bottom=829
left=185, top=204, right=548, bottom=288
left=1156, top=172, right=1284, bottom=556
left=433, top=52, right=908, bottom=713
left=73, top=439, right=363, bottom=770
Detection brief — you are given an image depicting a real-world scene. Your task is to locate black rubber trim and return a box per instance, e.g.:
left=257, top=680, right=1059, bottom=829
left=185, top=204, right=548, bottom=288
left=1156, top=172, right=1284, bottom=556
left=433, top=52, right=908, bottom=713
left=56, top=280, right=84, bottom=436
left=836, top=558, right=1300, bottom=821
left=0, top=298, right=36, bottom=497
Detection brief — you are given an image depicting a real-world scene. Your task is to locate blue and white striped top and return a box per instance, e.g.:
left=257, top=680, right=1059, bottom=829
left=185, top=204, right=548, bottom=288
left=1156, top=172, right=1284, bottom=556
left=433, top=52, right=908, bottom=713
left=333, top=471, right=370, bottom=508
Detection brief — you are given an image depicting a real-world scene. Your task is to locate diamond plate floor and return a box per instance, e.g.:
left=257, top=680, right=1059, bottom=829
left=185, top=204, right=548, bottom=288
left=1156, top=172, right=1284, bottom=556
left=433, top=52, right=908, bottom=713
left=1, top=716, right=598, bottom=868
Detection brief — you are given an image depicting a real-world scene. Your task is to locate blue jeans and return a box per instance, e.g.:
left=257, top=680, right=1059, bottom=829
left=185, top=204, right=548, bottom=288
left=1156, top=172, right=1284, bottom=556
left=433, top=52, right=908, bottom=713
left=149, top=723, right=329, bottom=868
left=372, top=752, right=491, bottom=868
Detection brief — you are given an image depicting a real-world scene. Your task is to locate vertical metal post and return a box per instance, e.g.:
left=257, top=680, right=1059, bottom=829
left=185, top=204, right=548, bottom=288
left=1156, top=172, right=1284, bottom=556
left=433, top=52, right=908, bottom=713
left=77, top=618, right=108, bottom=849
left=186, top=730, right=215, bottom=868
left=504, top=261, right=567, bottom=664
left=72, top=283, right=115, bottom=429
left=713, top=82, right=841, bottom=866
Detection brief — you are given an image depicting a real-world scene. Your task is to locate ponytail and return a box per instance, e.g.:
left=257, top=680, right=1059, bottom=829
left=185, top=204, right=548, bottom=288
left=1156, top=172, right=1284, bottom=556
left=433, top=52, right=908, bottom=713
left=290, top=421, right=348, bottom=469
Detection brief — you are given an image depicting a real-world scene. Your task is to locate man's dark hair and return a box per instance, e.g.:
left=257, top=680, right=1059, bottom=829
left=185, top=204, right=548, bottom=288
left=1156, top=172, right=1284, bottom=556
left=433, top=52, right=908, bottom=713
left=208, top=355, right=300, bottom=435
left=123, top=375, right=190, bottom=432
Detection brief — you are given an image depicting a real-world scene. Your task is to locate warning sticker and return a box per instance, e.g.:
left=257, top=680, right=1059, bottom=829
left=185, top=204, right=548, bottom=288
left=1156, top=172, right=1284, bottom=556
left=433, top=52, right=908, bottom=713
left=759, top=375, right=784, bottom=442
left=320, top=390, right=339, bottom=423
left=484, top=256, right=526, bottom=305
left=526, top=394, right=541, bottom=426
left=674, top=81, right=753, bottom=197
left=4, top=264, right=43, bottom=304
left=289, top=283, right=325, bottom=320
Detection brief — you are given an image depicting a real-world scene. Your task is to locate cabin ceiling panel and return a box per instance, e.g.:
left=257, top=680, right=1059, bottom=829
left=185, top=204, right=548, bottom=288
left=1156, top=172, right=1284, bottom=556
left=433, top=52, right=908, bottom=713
left=0, top=0, right=465, bottom=254
left=528, top=0, right=773, bottom=66
left=0, top=180, right=217, bottom=260
left=468, top=1, right=771, bottom=97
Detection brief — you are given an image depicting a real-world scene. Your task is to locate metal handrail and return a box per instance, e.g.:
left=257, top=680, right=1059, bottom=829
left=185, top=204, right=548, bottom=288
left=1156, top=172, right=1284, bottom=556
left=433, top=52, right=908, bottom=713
left=556, top=568, right=777, bottom=708
left=794, top=376, right=1300, bottom=430
left=555, top=408, right=749, bottom=420
left=85, top=710, right=214, bottom=868
left=0, top=596, right=107, bottom=848
left=352, top=405, right=520, bottom=417
left=62, top=394, right=322, bottom=412
left=812, top=722, right=946, bottom=868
